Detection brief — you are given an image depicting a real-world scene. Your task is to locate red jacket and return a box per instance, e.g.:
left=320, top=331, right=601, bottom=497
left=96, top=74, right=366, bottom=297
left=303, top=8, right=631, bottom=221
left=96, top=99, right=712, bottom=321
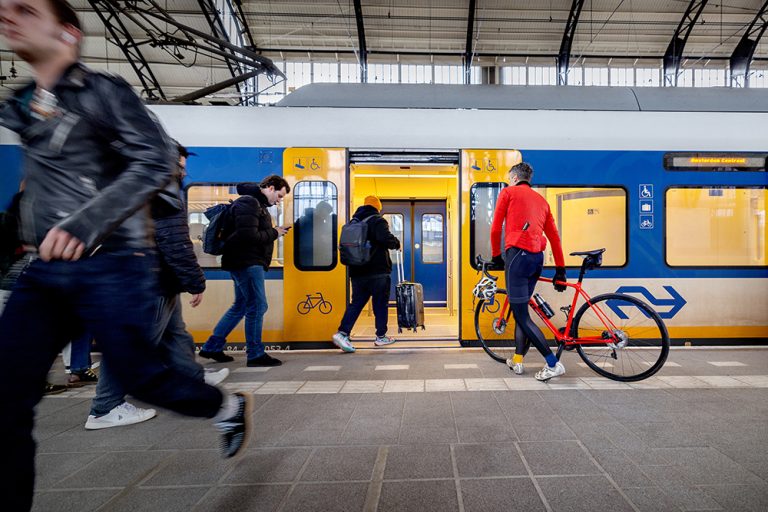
left=490, top=183, right=565, bottom=267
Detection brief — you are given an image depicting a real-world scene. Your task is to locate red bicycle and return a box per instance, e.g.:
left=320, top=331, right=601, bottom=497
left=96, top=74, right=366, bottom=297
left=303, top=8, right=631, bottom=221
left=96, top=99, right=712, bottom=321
left=474, top=249, right=669, bottom=382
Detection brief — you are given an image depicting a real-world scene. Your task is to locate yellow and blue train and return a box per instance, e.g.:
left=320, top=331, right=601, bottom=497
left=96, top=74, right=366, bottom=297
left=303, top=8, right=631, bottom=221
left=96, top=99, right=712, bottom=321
left=2, top=84, right=766, bottom=348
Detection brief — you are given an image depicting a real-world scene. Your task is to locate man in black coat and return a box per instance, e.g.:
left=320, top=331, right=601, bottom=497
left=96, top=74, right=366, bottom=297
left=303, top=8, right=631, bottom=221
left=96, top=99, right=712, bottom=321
left=332, top=196, right=401, bottom=353
left=85, top=143, right=229, bottom=429
left=199, top=175, right=291, bottom=367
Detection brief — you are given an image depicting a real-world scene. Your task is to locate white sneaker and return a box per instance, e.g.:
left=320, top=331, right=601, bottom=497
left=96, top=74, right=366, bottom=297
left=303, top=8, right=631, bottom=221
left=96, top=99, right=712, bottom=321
left=374, top=335, right=396, bottom=347
left=505, top=358, right=524, bottom=375
left=332, top=332, right=355, bottom=353
left=204, top=368, right=230, bottom=386
left=85, top=402, right=157, bottom=430
left=535, top=362, right=566, bottom=382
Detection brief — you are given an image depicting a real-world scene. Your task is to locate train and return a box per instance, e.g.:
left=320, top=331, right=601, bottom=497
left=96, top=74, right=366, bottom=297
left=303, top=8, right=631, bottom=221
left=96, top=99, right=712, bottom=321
left=1, top=83, right=767, bottom=349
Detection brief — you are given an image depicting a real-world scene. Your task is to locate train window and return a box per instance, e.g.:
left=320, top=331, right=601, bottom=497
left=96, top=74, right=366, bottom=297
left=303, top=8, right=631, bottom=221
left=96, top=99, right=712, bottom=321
left=666, top=187, right=767, bottom=267
left=421, top=214, right=444, bottom=264
left=186, top=184, right=285, bottom=269
left=470, top=183, right=506, bottom=269
left=383, top=213, right=404, bottom=261
left=534, top=187, right=627, bottom=267
left=663, top=153, right=767, bottom=172
left=293, top=181, right=338, bottom=271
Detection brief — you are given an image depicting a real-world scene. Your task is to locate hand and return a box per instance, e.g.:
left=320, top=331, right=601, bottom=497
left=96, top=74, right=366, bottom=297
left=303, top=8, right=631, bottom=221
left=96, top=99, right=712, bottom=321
left=553, top=267, right=567, bottom=292
left=39, top=227, right=85, bottom=262
left=275, top=226, right=290, bottom=237
left=189, top=293, right=204, bottom=308
left=491, top=254, right=505, bottom=270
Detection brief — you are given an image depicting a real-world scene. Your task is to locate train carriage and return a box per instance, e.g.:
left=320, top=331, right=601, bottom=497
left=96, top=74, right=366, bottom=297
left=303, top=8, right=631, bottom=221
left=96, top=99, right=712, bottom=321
left=1, top=84, right=766, bottom=348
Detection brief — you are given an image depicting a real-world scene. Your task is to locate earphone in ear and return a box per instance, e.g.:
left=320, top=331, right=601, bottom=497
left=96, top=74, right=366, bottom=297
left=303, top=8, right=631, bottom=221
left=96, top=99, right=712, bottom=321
left=60, top=31, right=77, bottom=45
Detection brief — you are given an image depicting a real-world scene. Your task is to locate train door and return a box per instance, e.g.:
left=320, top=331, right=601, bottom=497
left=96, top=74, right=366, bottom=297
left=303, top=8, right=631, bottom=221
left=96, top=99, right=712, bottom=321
left=460, top=149, right=523, bottom=344
left=381, top=201, right=448, bottom=307
left=282, top=148, right=348, bottom=344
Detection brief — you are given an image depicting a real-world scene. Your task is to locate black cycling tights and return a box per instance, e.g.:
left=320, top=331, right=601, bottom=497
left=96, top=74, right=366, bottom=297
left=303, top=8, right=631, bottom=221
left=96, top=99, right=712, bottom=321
left=510, top=301, right=552, bottom=359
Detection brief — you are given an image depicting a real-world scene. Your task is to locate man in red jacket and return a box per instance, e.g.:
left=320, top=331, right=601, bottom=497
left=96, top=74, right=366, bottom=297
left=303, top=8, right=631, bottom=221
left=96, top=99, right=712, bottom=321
left=490, top=162, right=568, bottom=381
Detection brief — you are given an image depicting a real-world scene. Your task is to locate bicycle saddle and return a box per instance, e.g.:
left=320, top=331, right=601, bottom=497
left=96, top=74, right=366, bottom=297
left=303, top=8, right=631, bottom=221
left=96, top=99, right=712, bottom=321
left=569, top=248, right=606, bottom=257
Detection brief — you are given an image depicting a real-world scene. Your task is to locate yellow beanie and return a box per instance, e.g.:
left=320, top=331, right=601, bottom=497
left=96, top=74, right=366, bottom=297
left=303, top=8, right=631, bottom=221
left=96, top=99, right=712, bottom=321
left=364, top=195, right=382, bottom=211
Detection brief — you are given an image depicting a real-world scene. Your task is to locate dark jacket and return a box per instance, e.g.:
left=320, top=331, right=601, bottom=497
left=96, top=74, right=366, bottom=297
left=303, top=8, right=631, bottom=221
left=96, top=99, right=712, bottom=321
left=151, top=177, right=206, bottom=296
left=0, top=192, right=23, bottom=277
left=221, top=184, right=277, bottom=271
left=349, top=205, right=401, bottom=278
left=0, top=63, right=176, bottom=254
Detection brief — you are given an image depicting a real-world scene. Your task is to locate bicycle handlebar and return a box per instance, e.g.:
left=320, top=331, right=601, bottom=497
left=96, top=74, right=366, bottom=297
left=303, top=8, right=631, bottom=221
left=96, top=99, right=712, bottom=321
left=475, top=256, right=499, bottom=281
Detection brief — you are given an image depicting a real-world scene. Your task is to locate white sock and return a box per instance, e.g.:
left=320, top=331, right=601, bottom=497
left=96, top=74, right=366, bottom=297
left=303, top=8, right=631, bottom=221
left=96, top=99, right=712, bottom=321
left=212, top=393, right=239, bottom=423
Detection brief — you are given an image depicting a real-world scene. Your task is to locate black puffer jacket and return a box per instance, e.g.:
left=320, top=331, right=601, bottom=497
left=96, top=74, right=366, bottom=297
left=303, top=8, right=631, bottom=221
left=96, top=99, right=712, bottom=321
left=151, top=179, right=205, bottom=296
left=0, top=62, right=175, bottom=254
left=221, top=184, right=277, bottom=271
left=349, top=205, right=401, bottom=278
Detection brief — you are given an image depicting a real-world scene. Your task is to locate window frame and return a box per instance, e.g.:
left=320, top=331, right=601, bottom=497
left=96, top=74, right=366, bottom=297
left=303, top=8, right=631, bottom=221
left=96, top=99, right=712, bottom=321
left=469, top=182, right=507, bottom=270
left=664, top=185, right=768, bottom=269
left=535, top=185, right=629, bottom=269
left=292, top=180, right=339, bottom=272
left=420, top=212, right=445, bottom=264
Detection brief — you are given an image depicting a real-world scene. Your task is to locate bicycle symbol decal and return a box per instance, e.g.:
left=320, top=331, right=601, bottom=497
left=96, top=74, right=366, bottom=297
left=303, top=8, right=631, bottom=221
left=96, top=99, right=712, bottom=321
left=611, top=286, right=687, bottom=319
left=297, top=292, right=333, bottom=315
left=639, top=215, right=654, bottom=229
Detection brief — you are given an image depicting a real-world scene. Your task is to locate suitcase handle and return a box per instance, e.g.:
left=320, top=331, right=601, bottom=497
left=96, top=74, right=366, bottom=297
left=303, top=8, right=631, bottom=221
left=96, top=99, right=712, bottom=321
left=396, top=249, right=404, bottom=284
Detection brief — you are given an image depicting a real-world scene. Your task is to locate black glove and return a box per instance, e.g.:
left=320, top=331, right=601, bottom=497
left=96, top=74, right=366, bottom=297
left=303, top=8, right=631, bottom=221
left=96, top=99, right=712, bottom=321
left=553, top=267, right=567, bottom=292
left=491, top=254, right=505, bottom=270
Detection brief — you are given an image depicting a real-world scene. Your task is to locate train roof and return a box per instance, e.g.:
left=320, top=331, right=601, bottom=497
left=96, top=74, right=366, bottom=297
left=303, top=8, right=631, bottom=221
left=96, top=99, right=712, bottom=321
left=276, top=84, right=768, bottom=113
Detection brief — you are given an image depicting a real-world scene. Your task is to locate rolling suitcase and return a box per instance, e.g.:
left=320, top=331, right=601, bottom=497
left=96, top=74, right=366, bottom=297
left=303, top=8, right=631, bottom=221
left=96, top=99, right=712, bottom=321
left=394, top=250, right=425, bottom=333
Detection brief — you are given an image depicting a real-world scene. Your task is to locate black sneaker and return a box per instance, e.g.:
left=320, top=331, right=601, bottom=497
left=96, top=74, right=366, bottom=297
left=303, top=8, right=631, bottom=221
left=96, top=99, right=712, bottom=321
left=246, top=353, right=282, bottom=367
left=215, top=392, right=252, bottom=458
left=199, top=350, right=234, bottom=363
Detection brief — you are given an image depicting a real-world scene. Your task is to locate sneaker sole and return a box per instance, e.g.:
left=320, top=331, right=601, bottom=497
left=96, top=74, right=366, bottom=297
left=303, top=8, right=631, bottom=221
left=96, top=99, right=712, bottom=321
left=84, top=411, right=157, bottom=430
left=231, top=393, right=254, bottom=459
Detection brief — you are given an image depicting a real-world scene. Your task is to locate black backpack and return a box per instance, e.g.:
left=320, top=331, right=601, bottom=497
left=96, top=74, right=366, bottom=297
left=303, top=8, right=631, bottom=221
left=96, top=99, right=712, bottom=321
left=202, top=201, right=234, bottom=255
left=339, top=215, right=378, bottom=266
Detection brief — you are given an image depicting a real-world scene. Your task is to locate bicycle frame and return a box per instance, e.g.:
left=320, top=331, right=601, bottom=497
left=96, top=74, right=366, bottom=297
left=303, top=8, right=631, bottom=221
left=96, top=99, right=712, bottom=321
left=492, top=277, right=624, bottom=349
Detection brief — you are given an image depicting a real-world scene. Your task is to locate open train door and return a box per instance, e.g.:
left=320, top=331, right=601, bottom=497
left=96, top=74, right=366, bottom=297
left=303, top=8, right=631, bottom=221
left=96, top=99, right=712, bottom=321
left=282, top=148, right=348, bottom=344
left=460, top=149, right=522, bottom=345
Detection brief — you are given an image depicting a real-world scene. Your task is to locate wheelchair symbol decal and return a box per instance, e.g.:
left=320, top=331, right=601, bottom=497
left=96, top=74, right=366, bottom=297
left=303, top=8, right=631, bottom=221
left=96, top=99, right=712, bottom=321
left=309, top=158, right=320, bottom=170
left=484, top=159, right=497, bottom=172
left=297, top=292, right=333, bottom=315
left=639, top=184, right=653, bottom=199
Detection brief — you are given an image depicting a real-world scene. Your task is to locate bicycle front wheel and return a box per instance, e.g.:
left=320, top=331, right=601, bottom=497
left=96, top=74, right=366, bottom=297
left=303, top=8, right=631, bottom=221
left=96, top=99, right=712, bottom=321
left=474, top=290, right=516, bottom=363
left=573, top=293, right=669, bottom=382
left=297, top=301, right=311, bottom=315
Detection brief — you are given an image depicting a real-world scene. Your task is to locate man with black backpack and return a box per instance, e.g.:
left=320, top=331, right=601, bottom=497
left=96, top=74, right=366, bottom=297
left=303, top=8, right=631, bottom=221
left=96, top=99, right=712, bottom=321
left=333, top=196, right=400, bottom=353
left=199, top=176, right=291, bottom=367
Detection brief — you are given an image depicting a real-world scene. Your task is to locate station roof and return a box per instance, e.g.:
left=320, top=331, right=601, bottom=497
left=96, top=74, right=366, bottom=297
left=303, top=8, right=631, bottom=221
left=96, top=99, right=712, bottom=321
left=1, top=1, right=767, bottom=102
left=277, top=83, right=768, bottom=112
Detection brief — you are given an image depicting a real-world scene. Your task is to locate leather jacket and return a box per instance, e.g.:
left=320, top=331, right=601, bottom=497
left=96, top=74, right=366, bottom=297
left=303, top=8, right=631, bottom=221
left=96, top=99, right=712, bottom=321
left=0, top=63, right=176, bottom=254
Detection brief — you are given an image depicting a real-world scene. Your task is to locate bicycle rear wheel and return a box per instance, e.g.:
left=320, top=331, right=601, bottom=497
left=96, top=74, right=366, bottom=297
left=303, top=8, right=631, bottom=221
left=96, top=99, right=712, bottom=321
left=572, top=293, right=669, bottom=382
left=474, top=290, right=516, bottom=363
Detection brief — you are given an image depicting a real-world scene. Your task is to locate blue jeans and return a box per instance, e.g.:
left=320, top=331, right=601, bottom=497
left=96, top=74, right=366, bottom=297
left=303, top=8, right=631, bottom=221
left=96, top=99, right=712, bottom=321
left=91, top=294, right=206, bottom=416
left=202, top=265, right=268, bottom=360
left=69, top=332, right=93, bottom=373
left=338, top=275, right=391, bottom=338
left=0, top=250, right=223, bottom=512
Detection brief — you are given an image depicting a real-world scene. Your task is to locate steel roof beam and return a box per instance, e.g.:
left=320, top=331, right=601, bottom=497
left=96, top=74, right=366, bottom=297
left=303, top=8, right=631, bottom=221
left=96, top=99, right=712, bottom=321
left=198, top=0, right=244, bottom=98
left=556, top=0, right=585, bottom=86
left=729, top=0, right=768, bottom=87
left=663, top=0, right=709, bottom=86
left=88, top=0, right=165, bottom=100
left=463, top=0, right=477, bottom=85
left=353, top=0, right=367, bottom=83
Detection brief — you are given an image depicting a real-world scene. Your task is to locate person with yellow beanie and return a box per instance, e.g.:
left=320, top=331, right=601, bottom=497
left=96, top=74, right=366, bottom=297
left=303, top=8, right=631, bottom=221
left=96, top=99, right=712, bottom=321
left=332, top=196, right=401, bottom=352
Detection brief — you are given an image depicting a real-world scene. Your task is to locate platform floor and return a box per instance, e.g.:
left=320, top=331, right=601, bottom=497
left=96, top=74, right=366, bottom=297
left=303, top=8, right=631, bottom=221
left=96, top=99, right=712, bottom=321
left=33, top=347, right=768, bottom=512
